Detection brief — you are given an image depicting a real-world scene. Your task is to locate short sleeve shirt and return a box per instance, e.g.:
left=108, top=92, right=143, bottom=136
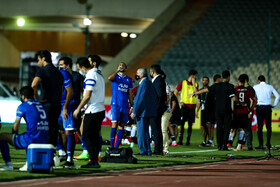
left=110, top=73, right=133, bottom=108
left=35, top=64, right=64, bottom=105
left=83, top=68, right=105, bottom=114
left=208, top=82, right=235, bottom=114
left=59, top=68, right=73, bottom=106
left=16, top=100, right=49, bottom=143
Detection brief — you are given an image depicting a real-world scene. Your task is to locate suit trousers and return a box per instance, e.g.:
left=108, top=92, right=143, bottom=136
left=256, top=105, right=272, bottom=147
left=136, top=117, right=152, bottom=155
left=83, top=111, right=105, bottom=162
left=150, top=114, right=163, bottom=154
left=161, top=112, right=172, bottom=152
left=216, top=112, right=232, bottom=149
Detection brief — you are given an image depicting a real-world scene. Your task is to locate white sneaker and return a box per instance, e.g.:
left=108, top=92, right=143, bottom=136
left=163, top=150, right=169, bottom=155
left=0, top=164, right=13, bottom=171
left=130, top=142, right=135, bottom=148
left=123, top=139, right=131, bottom=145
left=19, top=162, right=27, bottom=171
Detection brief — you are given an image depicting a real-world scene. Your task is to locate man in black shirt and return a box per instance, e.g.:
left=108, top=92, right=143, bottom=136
left=194, top=71, right=236, bottom=150
left=31, top=50, right=64, bottom=146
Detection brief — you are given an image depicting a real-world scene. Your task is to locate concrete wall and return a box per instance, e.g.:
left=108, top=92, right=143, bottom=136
left=102, top=0, right=186, bottom=84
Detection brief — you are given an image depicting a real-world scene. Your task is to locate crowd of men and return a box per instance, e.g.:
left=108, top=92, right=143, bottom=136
left=0, top=49, right=279, bottom=171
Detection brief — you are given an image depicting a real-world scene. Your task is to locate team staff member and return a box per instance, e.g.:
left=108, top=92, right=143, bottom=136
left=194, top=71, right=236, bottom=150
left=108, top=62, right=133, bottom=149
left=196, top=76, right=210, bottom=147
left=174, top=69, right=198, bottom=145
left=73, top=55, right=105, bottom=168
left=131, top=68, right=158, bottom=156
left=149, top=64, right=167, bottom=155
left=0, top=86, right=49, bottom=171
left=32, top=50, right=63, bottom=146
left=253, top=75, right=280, bottom=149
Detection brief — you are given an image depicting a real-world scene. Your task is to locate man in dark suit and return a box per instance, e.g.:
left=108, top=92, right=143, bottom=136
left=131, top=68, right=158, bottom=155
left=149, top=64, right=167, bottom=155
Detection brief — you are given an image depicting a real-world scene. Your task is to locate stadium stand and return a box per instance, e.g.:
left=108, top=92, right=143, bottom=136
left=157, top=0, right=280, bottom=93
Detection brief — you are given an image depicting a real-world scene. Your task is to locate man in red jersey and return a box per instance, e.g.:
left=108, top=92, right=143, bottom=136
left=232, top=74, right=256, bottom=151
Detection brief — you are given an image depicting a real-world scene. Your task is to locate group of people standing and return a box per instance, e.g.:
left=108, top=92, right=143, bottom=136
left=0, top=50, right=105, bottom=170
left=0, top=51, right=279, bottom=172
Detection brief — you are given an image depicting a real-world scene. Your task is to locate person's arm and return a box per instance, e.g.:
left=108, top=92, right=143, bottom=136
left=108, top=68, right=120, bottom=81
left=63, top=85, right=74, bottom=120
left=272, top=87, right=280, bottom=107
left=73, top=90, right=92, bottom=119
left=12, top=118, right=21, bottom=134
left=31, top=77, right=42, bottom=99
left=194, top=88, right=209, bottom=96
left=196, top=99, right=201, bottom=118
left=191, top=76, right=198, bottom=92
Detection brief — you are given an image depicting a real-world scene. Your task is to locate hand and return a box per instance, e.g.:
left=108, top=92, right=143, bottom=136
left=188, top=93, right=195, bottom=97
left=130, top=113, right=135, bottom=120
left=129, top=107, right=133, bottom=114
left=179, top=102, right=184, bottom=107
left=195, top=112, right=199, bottom=118
left=73, top=109, right=80, bottom=119
left=62, top=108, right=69, bottom=121
left=248, top=113, right=252, bottom=118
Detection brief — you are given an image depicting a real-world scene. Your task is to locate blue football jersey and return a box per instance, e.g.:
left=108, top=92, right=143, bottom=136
left=59, top=68, right=73, bottom=106
left=111, top=73, right=133, bottom=108
left=16, top=100, right=49, bottom=143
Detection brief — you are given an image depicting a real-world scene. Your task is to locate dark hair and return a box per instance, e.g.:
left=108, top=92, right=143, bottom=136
left=150, top=64, right=162, bottom=74
left=37, top=50, right=52, bottom=63
left=222, top=70, right=230, bottom=79
left=19, top=86, right=34, bottom=99
left=238, top=74, right=246, bottom=84
left=76, top=57, right=88, bottom=66
left=258, top=75, right=266, bottom=82
left=240, top=74, right=249, bottom=82
left=59, top=57, right=73, bottom=68
left=213, top=74, right=221, bottom=82
left=160, top=69, right=166, bottom=79
left=202, top=76, right=209, bottom=82
left=88, top=54, right=102, bottom=67
left=189, top=69, right=198, bottom=76
left=79, top=58, right=91, bottom=69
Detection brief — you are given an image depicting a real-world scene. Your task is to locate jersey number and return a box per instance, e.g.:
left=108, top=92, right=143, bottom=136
left=36, top=105, right=47, bottom=119
left=239, top=92, right=244, bottom=102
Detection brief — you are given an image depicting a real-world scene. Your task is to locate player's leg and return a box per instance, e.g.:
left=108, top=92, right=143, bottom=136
left=0, top=140, right=13, bottom=171
left=114, top=108, right=127, bottom=148
left=186, top=107, right=195, bottom=145
left=110, top=106, right=118, bottom=148
left=63, top=110, right=76, bottom=168
left=178, top=107, right=186, bottom=145
left=75, top=118, right=89, bottom=159
left=130, top=124, right=137, bottom=148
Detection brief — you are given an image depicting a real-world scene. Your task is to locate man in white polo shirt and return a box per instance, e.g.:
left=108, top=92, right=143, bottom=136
left=253, top=75, right=280, bottom=150
left=73, top=55, right=105, bottom=168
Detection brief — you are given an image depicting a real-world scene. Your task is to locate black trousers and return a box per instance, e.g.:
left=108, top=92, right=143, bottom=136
left=83, top=111, right=105, bottom=162
left=45, top=103, right=61, bottom=146
left=256, top=105, right=272, bottom=147
left=150, top=113, right=163, bottom=154
left=216, top=112, right=232, bottom=149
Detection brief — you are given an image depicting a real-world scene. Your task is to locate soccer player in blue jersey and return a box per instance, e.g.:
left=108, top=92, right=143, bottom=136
left=108, top=62, right=133, bottom=148
left=58, top=57, right=75, bottom=168
left=0, top=86, right=49, bottom=171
